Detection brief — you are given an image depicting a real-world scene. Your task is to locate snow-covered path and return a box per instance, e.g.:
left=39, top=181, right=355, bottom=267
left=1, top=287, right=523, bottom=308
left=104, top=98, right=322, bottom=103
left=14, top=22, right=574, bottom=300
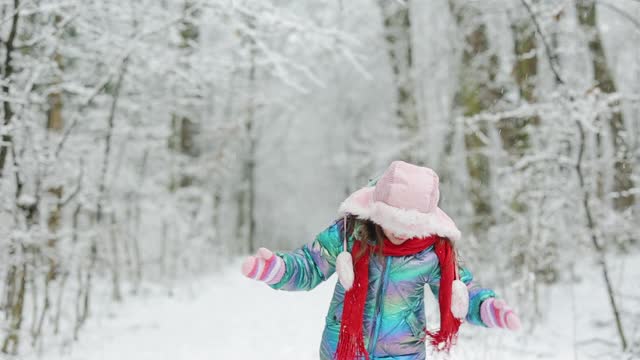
left=34, top=257, right=636, bottom=360
left=38, top=261, right=341, bottom=360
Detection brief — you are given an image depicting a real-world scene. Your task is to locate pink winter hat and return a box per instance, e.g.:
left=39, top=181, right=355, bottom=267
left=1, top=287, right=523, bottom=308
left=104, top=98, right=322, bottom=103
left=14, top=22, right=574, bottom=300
left=338, top=160, right=461, bottom=241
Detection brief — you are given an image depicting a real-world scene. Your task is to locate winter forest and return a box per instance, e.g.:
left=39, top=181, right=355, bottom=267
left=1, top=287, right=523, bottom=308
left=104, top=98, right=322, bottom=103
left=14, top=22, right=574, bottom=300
left=0, top=0, right=639, bottom=359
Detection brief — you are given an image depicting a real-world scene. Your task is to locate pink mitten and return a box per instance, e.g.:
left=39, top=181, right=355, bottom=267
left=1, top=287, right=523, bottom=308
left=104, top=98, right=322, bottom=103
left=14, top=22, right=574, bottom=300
left=480, top=298, right=521, bottom=331
left=241, top=247, right=285, bottom=285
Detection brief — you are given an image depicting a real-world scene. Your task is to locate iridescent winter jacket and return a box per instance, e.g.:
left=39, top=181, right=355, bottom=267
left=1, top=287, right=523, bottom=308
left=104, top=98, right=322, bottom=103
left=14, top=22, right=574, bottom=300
left=270, top=218, right=496, bottom=360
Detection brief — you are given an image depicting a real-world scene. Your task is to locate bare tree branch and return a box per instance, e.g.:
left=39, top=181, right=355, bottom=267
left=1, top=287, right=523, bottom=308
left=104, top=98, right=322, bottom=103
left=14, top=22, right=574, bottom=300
left=519, top=0, right=565, bottom=85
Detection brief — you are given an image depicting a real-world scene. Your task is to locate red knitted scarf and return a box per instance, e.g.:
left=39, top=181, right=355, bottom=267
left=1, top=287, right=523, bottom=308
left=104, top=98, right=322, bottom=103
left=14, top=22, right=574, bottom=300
left=335, top=235, right=461, bottom=360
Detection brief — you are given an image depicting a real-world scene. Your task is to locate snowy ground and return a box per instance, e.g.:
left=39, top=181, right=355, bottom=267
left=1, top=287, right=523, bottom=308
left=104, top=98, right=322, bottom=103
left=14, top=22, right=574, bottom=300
left=26, top=255, right=639, bottom=360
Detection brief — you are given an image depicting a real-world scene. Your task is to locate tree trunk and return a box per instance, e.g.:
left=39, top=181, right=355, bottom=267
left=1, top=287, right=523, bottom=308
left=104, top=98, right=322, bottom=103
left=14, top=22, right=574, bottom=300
left=449, top=1, right=501, bottom=233
left=97, top=57, right=127, bottom=303
left=2, top=261, right=26, bottom=355
left=236, top=13, right=258, bottom=254
left=576, top=0, right=635, bottom=210
left=378, top=0, right=419, bottom=163
left=130, top=150, right=148, bottom=293
left=245, top=32, right=257, bottom=255
left=0, top=0, right=20, bottom=178
left=574, top=120, right=628, bottom=351
left=109, top=212, right=122, bottom=301
left=168, top=0, right=201, bottom=170
left=46, top=47, right=64, bottom=132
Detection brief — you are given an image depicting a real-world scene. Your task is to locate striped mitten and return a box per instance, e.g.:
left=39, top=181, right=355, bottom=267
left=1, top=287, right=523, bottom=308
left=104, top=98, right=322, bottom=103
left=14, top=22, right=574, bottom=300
left=480, top=298, right=521, bottom=331
left=241, top=247, right=285, bottom=285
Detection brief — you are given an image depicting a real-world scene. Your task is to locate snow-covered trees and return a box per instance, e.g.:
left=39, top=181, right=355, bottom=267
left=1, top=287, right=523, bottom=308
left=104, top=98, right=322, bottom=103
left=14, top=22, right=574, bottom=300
left=0, top=0, right=360, bottom=354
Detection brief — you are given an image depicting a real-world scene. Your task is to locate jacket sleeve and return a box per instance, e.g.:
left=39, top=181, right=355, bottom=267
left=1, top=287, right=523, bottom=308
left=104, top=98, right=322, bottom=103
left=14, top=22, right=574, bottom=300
left=269, top=218, right=349, bottom=291
left=427, top=265, right=496, bottom=326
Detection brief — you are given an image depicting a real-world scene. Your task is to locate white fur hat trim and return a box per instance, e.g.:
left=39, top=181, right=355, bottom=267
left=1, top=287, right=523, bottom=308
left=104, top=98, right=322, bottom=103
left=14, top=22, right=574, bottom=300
left=338, top=187, right=461, bottom=242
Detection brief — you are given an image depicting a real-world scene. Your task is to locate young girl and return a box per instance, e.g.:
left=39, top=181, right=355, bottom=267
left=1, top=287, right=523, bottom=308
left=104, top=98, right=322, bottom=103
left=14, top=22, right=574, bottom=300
left=242, top=161, right=520, bottom=360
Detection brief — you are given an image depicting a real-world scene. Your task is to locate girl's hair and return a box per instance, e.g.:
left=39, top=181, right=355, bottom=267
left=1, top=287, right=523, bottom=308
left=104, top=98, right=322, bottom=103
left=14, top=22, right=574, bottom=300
left=343, top=214, right=385, bottom=260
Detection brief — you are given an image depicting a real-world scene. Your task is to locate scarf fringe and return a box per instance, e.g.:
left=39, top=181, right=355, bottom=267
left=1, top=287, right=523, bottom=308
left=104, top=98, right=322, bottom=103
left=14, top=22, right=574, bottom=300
left=425, top=237, right=462, bottom=352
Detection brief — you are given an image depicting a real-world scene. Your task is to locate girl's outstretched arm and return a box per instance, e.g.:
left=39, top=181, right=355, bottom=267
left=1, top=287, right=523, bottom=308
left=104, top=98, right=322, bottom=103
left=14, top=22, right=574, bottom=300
left=428, top=266, right=520, bottom=330
left=242, top=218, right=348, bottom=291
